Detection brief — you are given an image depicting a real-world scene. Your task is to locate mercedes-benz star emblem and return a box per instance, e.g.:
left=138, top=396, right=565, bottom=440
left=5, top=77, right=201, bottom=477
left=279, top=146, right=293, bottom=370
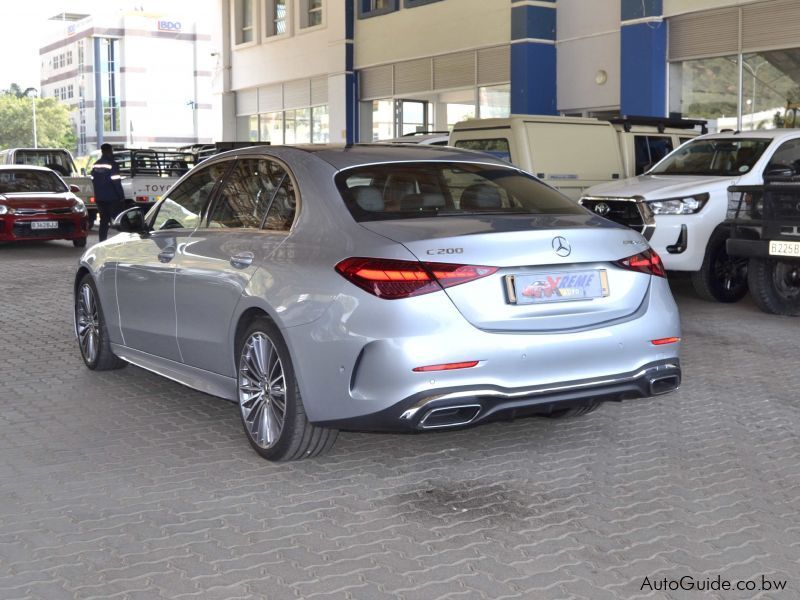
left=594, top=202, right=611, bottom=216
left=552, top=236, right=571, bottom=257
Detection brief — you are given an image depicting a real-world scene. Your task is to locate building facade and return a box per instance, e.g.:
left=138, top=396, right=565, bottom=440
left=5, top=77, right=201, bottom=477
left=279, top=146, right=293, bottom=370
left=217, top=0, right=800, bottom=144
left=40, top=11, right=215, bottom=155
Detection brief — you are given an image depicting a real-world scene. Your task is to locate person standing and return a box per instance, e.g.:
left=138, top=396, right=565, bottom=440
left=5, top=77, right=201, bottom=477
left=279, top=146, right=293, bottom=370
left=90, top=143, right=126, bottom=242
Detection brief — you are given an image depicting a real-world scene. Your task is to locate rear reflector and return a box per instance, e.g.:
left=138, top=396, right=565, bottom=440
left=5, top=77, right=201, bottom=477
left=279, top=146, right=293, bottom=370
left=413, top=361, right=479, bottom=372
left=335, top=257, right=497, bottom=299
left=135, top=195, right=149, bottom=202
left=651, top=337, right=680, bottom=345
left=616, top=248, right=666, bottom=278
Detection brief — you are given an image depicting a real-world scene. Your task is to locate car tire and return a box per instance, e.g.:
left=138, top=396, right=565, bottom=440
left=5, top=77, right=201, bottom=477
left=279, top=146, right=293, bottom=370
left=747, top=258, right=800, bottom=316
left=690, top=228, right=748, bottom=303
left=73, top=237, right=87, bottom=248
left=75, top=274, right=127, bottom=371
left=542, top=401, right=602, bottom=419
left=236, top=316, right=338, bottom=461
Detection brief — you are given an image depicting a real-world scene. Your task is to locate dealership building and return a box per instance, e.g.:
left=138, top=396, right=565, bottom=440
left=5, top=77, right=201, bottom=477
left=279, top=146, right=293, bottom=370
left=39, top=11, right=215, bottom=155
left=216, top=0, right=800, bottom=144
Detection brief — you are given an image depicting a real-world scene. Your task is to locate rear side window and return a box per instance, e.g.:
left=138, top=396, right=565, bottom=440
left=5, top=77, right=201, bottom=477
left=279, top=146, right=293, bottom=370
left=453, top=138, right=512, bottom=161
left=634, top=135, right=674, bottom=174
left=335, top=162, right=584, bottom=222
left=207, top=158, right=296, bottom=231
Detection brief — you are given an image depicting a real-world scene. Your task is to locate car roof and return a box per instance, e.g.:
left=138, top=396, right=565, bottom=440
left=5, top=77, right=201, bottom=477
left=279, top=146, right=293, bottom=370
left=697, top=129, right=800, bottom=141
left=219, top=143, right=512, bottom=171
left=0, top=164, right=56, bottom=173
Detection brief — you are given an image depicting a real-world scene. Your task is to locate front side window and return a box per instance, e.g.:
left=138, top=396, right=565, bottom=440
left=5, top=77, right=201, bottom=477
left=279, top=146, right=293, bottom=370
left=152, top=163, right=228, bottom=230
left=766, top=138, right=800, bottom=174
left=336, top=162, right=583, bottom=222
left=650, top=138, right=771, bottom=176
left=0, top=170, right=67, bottom=194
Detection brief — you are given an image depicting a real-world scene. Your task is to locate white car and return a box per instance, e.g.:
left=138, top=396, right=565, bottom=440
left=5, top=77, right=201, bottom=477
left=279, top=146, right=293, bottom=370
left=581, top=130, right=800, bottom=302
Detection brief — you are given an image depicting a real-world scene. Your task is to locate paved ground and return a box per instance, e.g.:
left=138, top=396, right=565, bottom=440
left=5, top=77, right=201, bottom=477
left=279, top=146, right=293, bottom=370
left=0, top=233, right=798, bottom=600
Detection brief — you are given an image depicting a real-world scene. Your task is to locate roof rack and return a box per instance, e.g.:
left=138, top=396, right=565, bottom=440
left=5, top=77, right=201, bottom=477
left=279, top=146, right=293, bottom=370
left=609, top=115, right=708, bottom=134
left=401, top=131, right=450, bottom=137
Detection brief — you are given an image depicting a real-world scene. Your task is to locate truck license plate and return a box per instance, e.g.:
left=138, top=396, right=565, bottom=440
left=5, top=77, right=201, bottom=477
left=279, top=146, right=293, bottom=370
left=769, top=240, right=800, bottom=257
left=30, top=221, right=59, bottom=230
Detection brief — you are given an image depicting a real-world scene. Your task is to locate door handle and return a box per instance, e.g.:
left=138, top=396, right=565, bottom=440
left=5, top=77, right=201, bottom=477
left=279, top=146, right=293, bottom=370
left=230, top=251, right=254, bottom=268
left=157, top=248, right=176, bottom=263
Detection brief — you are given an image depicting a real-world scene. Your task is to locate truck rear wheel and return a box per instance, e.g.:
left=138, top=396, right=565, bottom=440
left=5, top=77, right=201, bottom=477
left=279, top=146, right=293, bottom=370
left=691, top=229, right=748, bottom=303
left=747, top=258, right=800, bottom=316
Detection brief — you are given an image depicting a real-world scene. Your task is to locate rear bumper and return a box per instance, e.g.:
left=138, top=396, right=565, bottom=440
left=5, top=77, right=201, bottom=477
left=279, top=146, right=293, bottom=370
left=315, top=359, right=681, bottom=431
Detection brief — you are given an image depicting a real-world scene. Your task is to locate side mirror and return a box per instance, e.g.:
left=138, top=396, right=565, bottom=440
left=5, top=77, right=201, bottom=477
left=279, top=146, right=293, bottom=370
left=765, top=166, right=795, bottom=180
left=69, top=184, right=81, bottom=194
left=112, top=206, right=148, bottom=234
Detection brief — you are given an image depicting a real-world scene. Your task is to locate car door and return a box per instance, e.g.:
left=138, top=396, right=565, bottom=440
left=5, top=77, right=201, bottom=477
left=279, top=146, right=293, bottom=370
left=175, top=157, right=297, bottom=376
left=115, top=163, right=226, bottom=361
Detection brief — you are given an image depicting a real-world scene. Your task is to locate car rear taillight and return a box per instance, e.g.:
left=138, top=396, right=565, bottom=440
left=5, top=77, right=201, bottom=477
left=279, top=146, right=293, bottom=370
left=616, top=248, right=666, bottom=278
left=135, top=195, right=149, bottom=202
left=89, top=196, right=96, bottom=204
left=335, top=257, right=497, bottom=299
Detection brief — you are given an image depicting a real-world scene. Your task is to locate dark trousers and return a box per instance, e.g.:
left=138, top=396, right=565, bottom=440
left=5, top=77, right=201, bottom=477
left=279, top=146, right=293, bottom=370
left=97, top=199, right=124, bottom=242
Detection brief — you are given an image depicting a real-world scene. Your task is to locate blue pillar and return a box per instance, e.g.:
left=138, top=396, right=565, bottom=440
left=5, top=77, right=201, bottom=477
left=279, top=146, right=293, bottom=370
left=510, top=0, right=557, bottom=115
left=345, top=0, right=357, bottom=144
left=620, top=0, right=667, bottom=117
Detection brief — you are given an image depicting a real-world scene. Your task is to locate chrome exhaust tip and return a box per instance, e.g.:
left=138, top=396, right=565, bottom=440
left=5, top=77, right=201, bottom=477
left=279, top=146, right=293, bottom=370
left=419, top=404, right=482, bottom=429
left=649, top=374, right=681, bottom=396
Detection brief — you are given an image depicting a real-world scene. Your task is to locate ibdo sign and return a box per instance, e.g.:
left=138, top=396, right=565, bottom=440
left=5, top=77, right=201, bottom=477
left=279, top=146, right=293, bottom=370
left=157, top=20, right=182, bottom=32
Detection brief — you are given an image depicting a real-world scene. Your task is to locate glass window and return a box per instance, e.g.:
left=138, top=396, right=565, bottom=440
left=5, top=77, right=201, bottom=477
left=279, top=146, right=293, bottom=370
left=14, top=150, right=75, bottom=176
left=0, top=170, right=67, bottom=194
left=238, top=0, right=254, bottom=43
left=650, top=138, right=771, bottom=176
left=266, top=0, right=287, bottom=36
left=259, top=111, right=284, bottom=143
left=633, top=136, right=674, bottom=175
left=479, top=84, right=510, bottom=119
left=311, top=105, right=329, bottom=143
left=670, top=55, right=738, bottom=130
left=371, top=99, right=394, bottom=141
left=335, top=162, right=582, bottom=222
left=453, top=138, right=512, bottom=162
left=209, top=159, right=281, bottom=228
left=303, top=0, right=323, bottom=28
left=285, top=108, right=311, bottom=144
left=264, top=173, right=297, bottom=231
left=742, top=50, right=800, bottom=131
left=766, top=139, right=800, bottom=174
left=152, top=163, right=227, bottom=230
left=248, top=115, right=259, bottom=142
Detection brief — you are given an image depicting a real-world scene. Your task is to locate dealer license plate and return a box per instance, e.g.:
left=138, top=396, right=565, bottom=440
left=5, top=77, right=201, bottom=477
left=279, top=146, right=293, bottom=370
left=769, top=240, right=800, bottom=257
left=30, top=221, right=59, bottom=230
left=506, top=270, right=610, bottom=304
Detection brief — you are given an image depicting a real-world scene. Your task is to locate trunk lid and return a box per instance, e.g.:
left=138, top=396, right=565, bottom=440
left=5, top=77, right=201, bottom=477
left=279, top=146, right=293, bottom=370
left=361, top=215, right=653, bottom=332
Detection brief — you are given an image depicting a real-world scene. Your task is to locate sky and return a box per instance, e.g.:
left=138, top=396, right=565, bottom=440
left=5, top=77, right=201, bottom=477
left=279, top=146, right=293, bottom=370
left=0, top=0, right=212, bottom=91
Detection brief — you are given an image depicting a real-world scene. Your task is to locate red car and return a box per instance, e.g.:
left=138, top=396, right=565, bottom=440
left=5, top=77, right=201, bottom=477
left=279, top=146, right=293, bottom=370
left=0, top=165, right=89, bottom=247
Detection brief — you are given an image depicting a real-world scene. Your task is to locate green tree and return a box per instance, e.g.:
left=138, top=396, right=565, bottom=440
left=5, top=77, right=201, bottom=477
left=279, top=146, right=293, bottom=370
left=0, top=94, right=77, bottom=151
left=2, top=83, right=37, bottom=98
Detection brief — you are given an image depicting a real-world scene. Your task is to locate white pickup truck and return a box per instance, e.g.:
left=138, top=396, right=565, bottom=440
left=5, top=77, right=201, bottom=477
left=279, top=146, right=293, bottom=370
left=0, top=147, right=96, bottom=224
left=86, top=148, right=194, bottom=211
left=581, top=130, right=800, bottom=303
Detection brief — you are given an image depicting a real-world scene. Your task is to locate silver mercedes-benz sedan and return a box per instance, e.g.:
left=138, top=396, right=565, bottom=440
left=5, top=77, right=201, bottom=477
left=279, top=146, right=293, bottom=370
left=74, top=145, right=681, bottom=461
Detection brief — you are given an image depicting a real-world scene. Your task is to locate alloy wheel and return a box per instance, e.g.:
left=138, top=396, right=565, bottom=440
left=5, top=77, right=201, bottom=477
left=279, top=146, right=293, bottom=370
left=76, top=283, right=100, bottom=365
left=238, top=332, right=287, bottom=449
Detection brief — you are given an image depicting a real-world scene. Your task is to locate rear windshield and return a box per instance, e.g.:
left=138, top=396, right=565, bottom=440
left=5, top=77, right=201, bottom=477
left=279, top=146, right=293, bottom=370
left=453, top=138, right=512, bottom=161
left=335, top=162, right=584, bottom=222
left=650, top=138, right=771, bottom=176
left=13, top=150, right=74, bottom=177
left=0, top=169, right=67, bottom=194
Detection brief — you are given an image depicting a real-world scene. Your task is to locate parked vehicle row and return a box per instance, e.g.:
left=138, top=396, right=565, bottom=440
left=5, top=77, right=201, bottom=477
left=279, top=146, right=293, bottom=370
left=74, top=144, right=682, bottom=461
